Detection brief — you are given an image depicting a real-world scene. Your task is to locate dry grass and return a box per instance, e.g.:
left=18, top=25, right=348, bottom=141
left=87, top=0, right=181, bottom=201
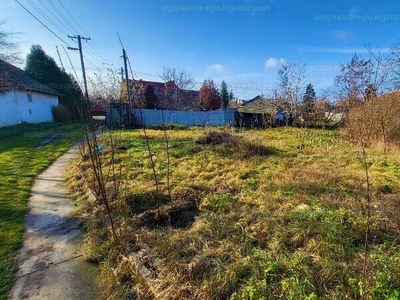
left=68, top=126, right=400, bottom=299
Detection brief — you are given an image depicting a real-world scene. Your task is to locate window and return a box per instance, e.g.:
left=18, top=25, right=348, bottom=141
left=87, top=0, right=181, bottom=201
left=27, top=94, right=33, bottom=102
left=28, top=109, right=32, bottom=114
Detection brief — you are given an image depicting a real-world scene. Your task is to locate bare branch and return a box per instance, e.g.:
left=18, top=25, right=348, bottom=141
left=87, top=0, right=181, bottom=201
left=0, top=21, right=21, bottom=64
left=159, top=66, right=194, bottom=90
left=277, top=60, right=307, bottom=114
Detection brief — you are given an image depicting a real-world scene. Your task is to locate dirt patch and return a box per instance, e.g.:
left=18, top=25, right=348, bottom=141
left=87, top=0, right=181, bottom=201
left=131, top=188, right=202, bottom=229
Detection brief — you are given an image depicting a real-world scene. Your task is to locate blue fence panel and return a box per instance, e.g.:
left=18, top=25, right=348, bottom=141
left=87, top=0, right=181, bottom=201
left=132, top=109, right=236, bottom=127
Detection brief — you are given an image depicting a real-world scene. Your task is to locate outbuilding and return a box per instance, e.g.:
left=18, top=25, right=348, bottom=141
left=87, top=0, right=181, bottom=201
left=0, top=59, right=62, bottom=127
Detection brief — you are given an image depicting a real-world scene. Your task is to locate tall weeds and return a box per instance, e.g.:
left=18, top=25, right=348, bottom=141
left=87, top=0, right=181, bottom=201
left=78, top=101, right=119, bottom=244
left=138, top=109, right=161, bottom=214
left=344, top=92, right=400, bottom=293
left=345, top=92, right=400, bottom=151
left=360, top=144, right=372, bottom=280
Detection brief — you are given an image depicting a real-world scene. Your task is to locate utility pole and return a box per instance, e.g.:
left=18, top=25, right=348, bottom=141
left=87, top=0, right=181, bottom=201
left=68, top=35, right=90, bottom=101
left=122, top=49, right=132, bottom=116
left=55, top=45, right=65, bottom=72
left=117, top=33, right=133, bottom=126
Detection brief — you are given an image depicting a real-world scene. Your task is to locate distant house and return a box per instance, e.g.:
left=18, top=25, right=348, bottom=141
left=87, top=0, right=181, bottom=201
left=90, top=100, right=108, bottom=117
left=237, top=95, right=279, bottom=127
left=0, top=59, right=62, bottom=127
left=130, top=79, right=200, bottom=110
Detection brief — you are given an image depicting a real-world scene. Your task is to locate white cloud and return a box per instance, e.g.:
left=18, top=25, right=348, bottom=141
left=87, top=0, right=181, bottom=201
left=264, top=57, right=286, bottom=68
left=209, top=63, right=225, bottom=72
left=331, top=30, right=354, bottom=41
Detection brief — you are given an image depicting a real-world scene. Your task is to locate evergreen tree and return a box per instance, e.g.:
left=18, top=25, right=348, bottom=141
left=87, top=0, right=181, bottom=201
left=229, top=89, right=234, bottom=102
left=302, top=83, right=316, bottom=113
left=220, top=80, right=229, bottom=109
left=25, top=45, right=83, bottom=119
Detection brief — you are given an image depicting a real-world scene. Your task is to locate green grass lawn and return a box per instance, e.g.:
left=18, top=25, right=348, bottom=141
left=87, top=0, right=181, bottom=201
left=72, top=127, right=400, bottom=299
left=0, top=122, right=82, bottom=299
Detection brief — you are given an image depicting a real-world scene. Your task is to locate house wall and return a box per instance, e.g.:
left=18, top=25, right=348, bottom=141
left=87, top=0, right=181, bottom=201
left=0, top=90, right=59, bottom=127
left=132, top=108, right=236, bottom=127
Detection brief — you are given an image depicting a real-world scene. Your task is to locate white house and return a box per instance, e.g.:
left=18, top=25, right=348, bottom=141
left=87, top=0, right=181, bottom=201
left=0, top=59, right=62, bottom=128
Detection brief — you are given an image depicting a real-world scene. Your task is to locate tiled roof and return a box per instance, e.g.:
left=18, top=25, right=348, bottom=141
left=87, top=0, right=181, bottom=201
left=131, top=79, right=178, bottom=91
left=237, top=95, right=277, bottom=114
left=0, top=59, right=63, bottom=96
left=130, top=79, right=201, bottom=110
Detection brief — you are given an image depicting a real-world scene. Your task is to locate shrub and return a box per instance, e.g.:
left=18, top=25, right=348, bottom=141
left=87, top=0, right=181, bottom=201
left=51, top=105, right=72, bottom=122
left=344, top=92, right=400, bottom=150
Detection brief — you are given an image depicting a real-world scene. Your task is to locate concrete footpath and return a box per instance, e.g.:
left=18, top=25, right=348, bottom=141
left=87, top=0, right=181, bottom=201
left=10, top=145, right=100, bottom=300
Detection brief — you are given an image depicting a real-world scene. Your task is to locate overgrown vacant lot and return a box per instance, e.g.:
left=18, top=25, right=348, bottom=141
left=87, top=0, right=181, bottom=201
left=0, top=122, right=81, bottom=299
left=71, top=127, right=400, bottom=299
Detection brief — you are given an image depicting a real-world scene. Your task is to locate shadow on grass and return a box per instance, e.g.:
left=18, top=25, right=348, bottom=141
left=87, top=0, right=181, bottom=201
left=129, top=188, right=202, bottom=229
left=126, top=191, right=171, bottom=215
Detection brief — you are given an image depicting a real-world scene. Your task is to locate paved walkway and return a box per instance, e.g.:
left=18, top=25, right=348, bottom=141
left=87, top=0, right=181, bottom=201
left=10, top=146, right=100, bottom=300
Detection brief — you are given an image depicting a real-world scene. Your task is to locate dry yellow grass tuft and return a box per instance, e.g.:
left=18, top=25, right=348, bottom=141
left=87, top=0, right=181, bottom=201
left=69, top=126, right=400, bottom=299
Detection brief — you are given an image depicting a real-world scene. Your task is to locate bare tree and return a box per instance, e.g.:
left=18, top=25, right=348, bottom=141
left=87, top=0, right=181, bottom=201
left=0, top=21, right=21, bottom=64
left=160, top=66, right=195, bottom=90
left=277, top=60, right=306, bottom=114
left=159, top=66, right=195, bottom=110
left=88, top=68, right=121, bottom=103
left=334, top=53, right=374, bottom=106
left=335, top=44, right=400, bottom=151
left=334, top=44, right=400, bottom=106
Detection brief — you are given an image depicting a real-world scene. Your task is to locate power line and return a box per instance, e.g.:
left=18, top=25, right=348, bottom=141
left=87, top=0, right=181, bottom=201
left=62, top=44, right=82, bottom=87
left=47, top=0, right=106, bottom=68
left=56, top=0, right=89, bottom=37
left=55, top=0, right=112, bottom=65
left=83, top=55, right=102, bottom=71
left=25, top=0, right=68, bottom=36
left=24, top=0, right=108, bottom=68
left=47, top=0, right=80, bottom=34
left=36, top=0, right=71, bottom=35
left=87, top=42, right=112, bottom=65
left=14, top=0, right=70, bottom=46
left=80, top=44, right=104, bottom=64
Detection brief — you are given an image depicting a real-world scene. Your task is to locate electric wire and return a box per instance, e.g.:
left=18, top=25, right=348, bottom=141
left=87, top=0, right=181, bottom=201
left=24, top=0, right=68, bottom=37
left=14, top=0, right=70, bottom=46
left=62, top=44, right=82, bottom=87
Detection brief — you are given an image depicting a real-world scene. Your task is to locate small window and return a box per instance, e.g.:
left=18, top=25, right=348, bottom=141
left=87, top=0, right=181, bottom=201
left=27, top=94, right=33, bottom=102
left=28, top=109, right=32, bottom=114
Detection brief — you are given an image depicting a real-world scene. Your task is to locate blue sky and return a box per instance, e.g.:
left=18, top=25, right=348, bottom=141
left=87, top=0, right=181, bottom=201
left=3, top=0, right=400, bottom=100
